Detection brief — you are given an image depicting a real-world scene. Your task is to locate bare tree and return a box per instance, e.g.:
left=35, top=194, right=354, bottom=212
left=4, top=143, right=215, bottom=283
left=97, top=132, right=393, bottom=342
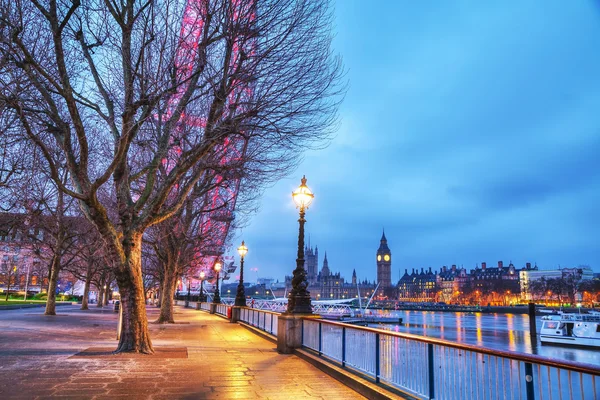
left=63, top=230, right=108, bottom=310
left=149, top=177, right=243, bottom=323
left=0, top=0, right=344, bottom=353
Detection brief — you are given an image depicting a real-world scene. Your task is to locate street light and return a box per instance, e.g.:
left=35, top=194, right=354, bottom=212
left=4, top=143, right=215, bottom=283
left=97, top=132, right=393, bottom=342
left=199, top=271, right=206, bottom=302
left=213, top=261, right=222, bottom=304
left=186, top=276, right=191, bottom=306
left=235, top=241, right=248, bottom=307
left=287, top=176, right=314, bottom=314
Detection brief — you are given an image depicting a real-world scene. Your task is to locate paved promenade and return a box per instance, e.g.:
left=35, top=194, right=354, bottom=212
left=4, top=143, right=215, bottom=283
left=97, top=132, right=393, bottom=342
left=0, top=305, right=365, bottom=399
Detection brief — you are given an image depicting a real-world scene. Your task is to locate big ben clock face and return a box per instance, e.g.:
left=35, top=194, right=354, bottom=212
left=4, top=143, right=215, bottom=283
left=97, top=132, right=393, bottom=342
left=377, top=255, right=382, bottom=261
left=384, top=254, right=390, bottom=262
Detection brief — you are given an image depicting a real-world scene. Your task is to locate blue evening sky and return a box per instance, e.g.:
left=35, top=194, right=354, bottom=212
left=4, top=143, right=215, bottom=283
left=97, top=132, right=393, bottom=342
left=236, top=1, right=600, bottom=283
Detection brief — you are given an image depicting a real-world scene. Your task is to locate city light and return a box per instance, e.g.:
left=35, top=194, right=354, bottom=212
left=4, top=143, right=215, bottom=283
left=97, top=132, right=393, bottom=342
left=292, top=175, right=314, bottom=210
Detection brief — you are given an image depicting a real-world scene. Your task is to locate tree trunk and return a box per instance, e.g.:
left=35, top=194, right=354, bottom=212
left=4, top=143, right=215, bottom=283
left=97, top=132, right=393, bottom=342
left=156, top=276, right=163, bottom=308
left=44, top=256, right=60, bottom=315
left=97, top=286, right=104, bottom=307
left=81, top=276, right=91, bottom=310
left=156, top=263, right=177, bottom=324
left=4, top=274, right=10, bottom=301
left=114, top=234, right=153, bottom=354
left=104, top=289, right=109, bottom=306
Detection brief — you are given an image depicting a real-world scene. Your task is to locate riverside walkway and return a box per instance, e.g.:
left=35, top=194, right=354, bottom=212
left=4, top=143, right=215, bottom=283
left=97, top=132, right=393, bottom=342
left=0, top=305, right=365, bottom=399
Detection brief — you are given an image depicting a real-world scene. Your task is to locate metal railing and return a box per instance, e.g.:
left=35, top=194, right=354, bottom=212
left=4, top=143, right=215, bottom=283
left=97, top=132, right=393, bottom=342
left=302, top=318, right=600, bottom=400
left=200, top=302, right=211, bottom=311
left=233, top=299, right=353, bottom=316
left=240, top=307, right=279, bottom=336
left=215, top=304, right=229, bottom=316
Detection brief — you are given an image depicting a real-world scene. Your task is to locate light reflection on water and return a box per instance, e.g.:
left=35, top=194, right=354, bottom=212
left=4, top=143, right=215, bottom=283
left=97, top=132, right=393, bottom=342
left=367, top=310, right=600, bottom=366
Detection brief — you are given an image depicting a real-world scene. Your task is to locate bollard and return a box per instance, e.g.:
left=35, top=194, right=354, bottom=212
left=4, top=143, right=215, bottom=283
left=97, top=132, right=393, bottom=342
left=528, top=302, right=537, bottom=344
left=116, top=304, right=123, bottom=341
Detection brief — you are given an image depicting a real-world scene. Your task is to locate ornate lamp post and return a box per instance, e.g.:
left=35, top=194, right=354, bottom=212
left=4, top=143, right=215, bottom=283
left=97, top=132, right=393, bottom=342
left=199, top=271, right=206, bottom=302
left=287, top=175, right=314, bottom=314
left=213, top=261, right=222, bottom=304
left=186, top=276, right=191, bottom=307
left=235, top=241, right=248, bottom=307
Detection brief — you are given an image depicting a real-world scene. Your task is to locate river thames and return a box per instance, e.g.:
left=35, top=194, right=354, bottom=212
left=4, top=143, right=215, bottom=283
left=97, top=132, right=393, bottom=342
left=369, top=310, right=600, bottom=366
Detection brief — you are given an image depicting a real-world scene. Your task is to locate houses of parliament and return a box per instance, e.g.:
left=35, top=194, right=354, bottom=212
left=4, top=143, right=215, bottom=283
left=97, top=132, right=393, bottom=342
left=288, top=231, right=394, bottom=300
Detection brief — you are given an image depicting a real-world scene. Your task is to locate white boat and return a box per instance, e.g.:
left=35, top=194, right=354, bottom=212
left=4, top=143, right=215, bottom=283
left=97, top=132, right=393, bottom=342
left=540, top=312, right=600, bottom=348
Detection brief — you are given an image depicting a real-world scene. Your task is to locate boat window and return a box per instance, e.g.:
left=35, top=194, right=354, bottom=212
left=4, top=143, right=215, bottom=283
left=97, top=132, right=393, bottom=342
left=597, top=325, right=600, bottom=333
left=544, top=322, right=558, bottom=329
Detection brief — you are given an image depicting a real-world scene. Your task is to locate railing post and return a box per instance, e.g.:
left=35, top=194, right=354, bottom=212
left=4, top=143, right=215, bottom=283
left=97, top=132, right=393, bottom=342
left=428, top=343, right=435, bottom=400
left=525, top=362, right=535, bottom=400
left=318, top=322, right=322, bottom=356
left=375, top=333, right=380, bottom=383
left=342, top=326, right=346, bottom=368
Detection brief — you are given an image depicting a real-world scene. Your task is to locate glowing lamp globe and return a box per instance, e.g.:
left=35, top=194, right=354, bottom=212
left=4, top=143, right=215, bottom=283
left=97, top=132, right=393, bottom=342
left=237, top=241, right=248, bottom=258
left=292, top=175, right=314, bottom=210
left=200, top=271, right=205, bottom=279
left=214, top=262, right=222, bottom=273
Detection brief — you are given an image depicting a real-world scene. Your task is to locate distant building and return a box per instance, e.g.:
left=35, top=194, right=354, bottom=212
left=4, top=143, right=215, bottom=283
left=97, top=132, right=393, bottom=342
left=397, top=261, right=537, bottom=304
left=520, top=265, right=594, bottom=301
left=304, top=243, right=319, bottom=285
left=398, top=267, right=437, bottom=301
left=376, top=230, right=392, bottom=297
left=0, top=212, right=88, bottom=296
left=285, top=243, right=377, bottom=300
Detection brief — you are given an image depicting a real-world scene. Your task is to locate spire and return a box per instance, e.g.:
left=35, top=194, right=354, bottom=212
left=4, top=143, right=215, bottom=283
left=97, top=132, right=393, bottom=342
left=377, top=229, right=390, bottom=254
left=352, top=269, right=356, bottom=277
left=321, top=251, right=330, bottom=276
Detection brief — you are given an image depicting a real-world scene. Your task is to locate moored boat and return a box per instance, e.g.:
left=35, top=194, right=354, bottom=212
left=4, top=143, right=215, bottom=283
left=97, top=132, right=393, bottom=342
left=540, top=312, right=600, bottom=348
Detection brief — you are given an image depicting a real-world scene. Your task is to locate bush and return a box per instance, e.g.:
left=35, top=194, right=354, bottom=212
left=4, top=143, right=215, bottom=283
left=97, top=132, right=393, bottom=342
left=32, top=293, right=48, bottom=300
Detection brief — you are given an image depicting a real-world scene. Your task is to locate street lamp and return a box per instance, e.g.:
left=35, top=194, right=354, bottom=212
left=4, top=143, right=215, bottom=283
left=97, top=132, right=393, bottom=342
left=186, top=276, right=191, bottom=306
left=287, top=176, right=314, bottom=314
left=199, top=271, right=206, bottom=302
left=213, top=261, right=222, bottom=304
left=235, top=241, right=248, bottom=307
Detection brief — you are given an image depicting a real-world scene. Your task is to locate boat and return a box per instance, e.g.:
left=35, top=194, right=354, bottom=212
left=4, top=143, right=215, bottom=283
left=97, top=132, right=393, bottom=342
left=540, top=312, right=600, bottom=348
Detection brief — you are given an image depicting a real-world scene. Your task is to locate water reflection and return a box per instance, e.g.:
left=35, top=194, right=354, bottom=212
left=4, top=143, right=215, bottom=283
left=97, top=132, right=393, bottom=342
left=475, top=313, right=483, bottom=346
left=507, top=314, right=516, bottom=351
left=371, top=310, right=600, bottom=365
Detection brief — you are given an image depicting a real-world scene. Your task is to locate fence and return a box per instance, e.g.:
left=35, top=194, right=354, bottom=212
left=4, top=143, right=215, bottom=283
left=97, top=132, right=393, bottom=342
left=200, top=302, right=211, bottom=311
left=215, top=304, right=229, bottom=316
left=240, top=307, right=279, bottom=336
left=301, top=318, right=599, bottom=400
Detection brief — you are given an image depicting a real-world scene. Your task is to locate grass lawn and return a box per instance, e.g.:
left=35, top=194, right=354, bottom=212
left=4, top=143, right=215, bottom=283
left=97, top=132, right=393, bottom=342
left=0, top=300, right=48, bottom=305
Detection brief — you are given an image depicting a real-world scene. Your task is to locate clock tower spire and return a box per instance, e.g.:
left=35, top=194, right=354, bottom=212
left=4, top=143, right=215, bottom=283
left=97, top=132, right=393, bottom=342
left=376, top=229, right=392, bottom=293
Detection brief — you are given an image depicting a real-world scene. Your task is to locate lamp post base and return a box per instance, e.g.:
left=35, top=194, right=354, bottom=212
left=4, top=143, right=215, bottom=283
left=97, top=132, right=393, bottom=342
left=286, top=292, right=313, bottom=314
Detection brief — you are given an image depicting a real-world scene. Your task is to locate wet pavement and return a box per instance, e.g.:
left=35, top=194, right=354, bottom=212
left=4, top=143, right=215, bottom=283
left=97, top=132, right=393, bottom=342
left=0, top=305, right=365, bottom=399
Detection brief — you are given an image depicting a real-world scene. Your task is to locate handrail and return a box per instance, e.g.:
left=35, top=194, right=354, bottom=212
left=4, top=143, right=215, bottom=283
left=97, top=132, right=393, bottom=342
left=240, top=306, right=281, bottom=316
left=302, top=317, right=600, bottom=376
left=239, top=307, right=278, bottom=336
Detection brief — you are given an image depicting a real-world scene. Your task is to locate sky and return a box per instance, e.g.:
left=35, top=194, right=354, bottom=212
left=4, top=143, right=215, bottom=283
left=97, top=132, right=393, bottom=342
left=235, top=1, right=600, bottom=284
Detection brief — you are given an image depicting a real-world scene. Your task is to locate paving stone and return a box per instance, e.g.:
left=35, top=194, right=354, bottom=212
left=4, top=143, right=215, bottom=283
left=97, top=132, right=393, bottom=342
left=0, top=306, right=365, bottom=399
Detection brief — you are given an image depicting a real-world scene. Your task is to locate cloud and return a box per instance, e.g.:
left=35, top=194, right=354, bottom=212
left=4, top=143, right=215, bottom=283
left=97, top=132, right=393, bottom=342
left=238, top=1, right=600, bottom=283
